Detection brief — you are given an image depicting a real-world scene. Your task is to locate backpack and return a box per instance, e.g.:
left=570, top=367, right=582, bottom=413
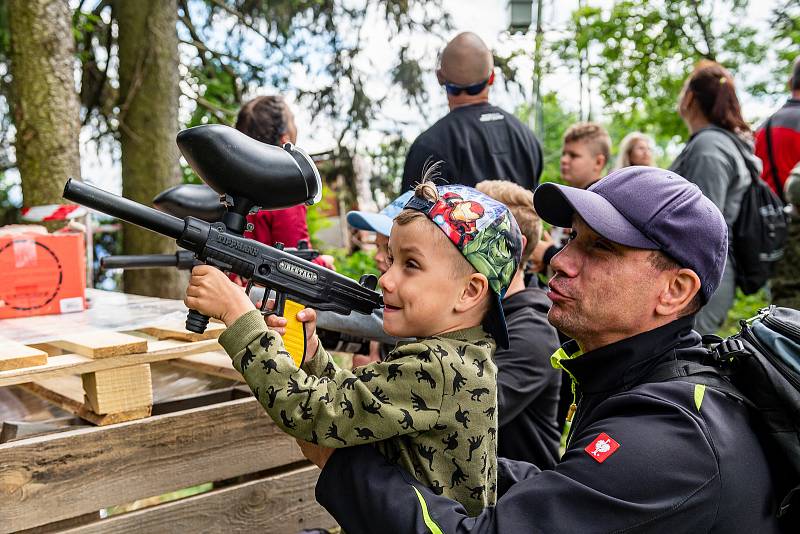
left=647, top=306, right=800, bottom=520
left=719, top=128, right=789, bottom=294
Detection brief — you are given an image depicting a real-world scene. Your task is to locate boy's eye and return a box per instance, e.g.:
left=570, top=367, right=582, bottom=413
left=567, top=230, right=577, bottom=241
left=405, top=260, right=419, bottom=269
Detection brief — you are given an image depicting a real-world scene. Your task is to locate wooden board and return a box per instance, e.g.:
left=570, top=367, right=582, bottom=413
left=0, top=338, right=220, bottom=388
left=137, top=321, right=226, bottom=342
left=58, top=465, right=335, bottom=534
left=170, top=351, right=243, bottom=382
left=0, top=397, right=305, bottom=533
left=0, top=339, right=47, bottom=370
left=20, top=377, right=152, bottom=426
left=52, top=331, right=148, bottom=359
left=82, top=364, right=153, bottom=414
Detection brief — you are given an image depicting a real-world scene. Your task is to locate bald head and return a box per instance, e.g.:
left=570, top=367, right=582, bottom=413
left=438, top=32, right=493, bottom=86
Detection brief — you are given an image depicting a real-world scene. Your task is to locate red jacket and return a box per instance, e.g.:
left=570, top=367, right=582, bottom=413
left=755, top=98, right=800, bottom=194
left=245, top=205, right=310, bottom=247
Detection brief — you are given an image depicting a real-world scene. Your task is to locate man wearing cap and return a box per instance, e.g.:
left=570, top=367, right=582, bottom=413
left=400, top=32, right=543, bottom=192
left=296, top=167, right=785, bottom=532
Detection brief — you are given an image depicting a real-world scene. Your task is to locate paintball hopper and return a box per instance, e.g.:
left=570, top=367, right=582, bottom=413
left=176, top=124, right=322, bottom=211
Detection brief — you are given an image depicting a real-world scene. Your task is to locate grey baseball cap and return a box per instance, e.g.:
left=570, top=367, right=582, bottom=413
left=533, top=166, right=728, bottom=303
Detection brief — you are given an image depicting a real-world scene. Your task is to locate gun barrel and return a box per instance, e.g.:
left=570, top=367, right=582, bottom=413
left=64, top=178, right=185, bottom=239
left=100, top=252, right=197, bottom=270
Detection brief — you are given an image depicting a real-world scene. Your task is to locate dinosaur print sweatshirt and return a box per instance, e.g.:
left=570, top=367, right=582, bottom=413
left=218, top=310, right=498, bottom=516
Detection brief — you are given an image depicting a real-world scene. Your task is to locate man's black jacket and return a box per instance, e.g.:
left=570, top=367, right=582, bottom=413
left=496, top=287, right=561, bottom=469
left=401, top=103, right=543, bottom=192
left=315, top=316, right=785, bottom=533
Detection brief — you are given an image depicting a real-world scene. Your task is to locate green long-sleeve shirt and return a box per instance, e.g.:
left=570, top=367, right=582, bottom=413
left=218, top=310, right=498, bottom=516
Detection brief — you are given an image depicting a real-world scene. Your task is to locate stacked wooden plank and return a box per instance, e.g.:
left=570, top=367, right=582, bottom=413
left=0, top=321, right=229, bottom=425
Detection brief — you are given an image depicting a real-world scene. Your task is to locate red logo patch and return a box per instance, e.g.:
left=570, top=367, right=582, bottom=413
left=584, top=432, right=620, bottom=463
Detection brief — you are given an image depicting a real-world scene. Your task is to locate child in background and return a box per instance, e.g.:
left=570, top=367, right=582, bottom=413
left=184, top=180, right=523, bottom=515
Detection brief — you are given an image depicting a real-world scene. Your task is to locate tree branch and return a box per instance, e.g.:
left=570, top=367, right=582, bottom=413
left=689, top=0, right=716, bottom=59
left=205, top=0, right=281, bottom=48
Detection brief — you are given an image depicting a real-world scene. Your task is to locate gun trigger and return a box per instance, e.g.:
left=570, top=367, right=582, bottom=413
left=244, top=279, right=254, bottom=295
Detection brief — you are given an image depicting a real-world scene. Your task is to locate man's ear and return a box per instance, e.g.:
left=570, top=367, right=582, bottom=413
left=655, top=268, right=702, bottom=317
left=436, top=68, right=446, bottom=86
left=455, top=273, right=491, bottom=313
left=519, top=234, right=528, bottom=254
left=279, top=133, right=291, bottom=146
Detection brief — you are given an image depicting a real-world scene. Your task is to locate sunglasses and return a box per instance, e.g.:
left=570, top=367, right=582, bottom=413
left=442, top=71, right=495, bottom=96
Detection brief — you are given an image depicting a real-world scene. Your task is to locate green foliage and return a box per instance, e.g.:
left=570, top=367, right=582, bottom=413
left=368, top=135, right=409, bottom=201
left=718, top=289, right=769, bottom=338
left=552, top=0, right=768, bottom=146
left=327, top=248, right=380, bottom=281
left=517, top=92, right=579, bottom=184
left=306, top=184, right=334, bottom=249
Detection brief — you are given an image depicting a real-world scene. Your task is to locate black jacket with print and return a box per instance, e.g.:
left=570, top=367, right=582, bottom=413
left=312, top=316, right=787, bottom=533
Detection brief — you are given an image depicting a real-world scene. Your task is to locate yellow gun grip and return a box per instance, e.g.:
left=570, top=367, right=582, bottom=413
left=281, top=299, right=306, bottom=367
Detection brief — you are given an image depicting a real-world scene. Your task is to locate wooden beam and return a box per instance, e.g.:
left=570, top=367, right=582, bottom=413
left=53, top=466, right=335, bottom=533
left=82, top=364, right=152, bottom=414
left=170, top=351, right=243, bottom=382
left=0, top=397, right=306, bottom=533
left=137, top=321, right=226, bottom=342
left=51, top=331, right=147, bottom=359
left=20, top=378, right=151, bottom=426
left=0, top=340, right=47, bottom=371
left=0, top=338, right=220, bottom=387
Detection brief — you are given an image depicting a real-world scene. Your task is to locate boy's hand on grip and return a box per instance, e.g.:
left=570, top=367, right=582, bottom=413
left=185, top=265, right=255, bottom=326
left=267, top=306, right=320, bottom=360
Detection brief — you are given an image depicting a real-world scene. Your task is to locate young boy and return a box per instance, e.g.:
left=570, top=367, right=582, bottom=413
left=532, top=121, right=611, bottom=271
left=185, top=182, right=523, bottom=516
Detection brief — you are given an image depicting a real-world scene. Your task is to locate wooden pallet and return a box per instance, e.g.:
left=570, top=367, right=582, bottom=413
left=0, top=321, right=229, bottom=425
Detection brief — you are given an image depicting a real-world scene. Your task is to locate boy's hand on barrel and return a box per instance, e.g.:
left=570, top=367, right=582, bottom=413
left=267, top=307, right=320, bottom=359
left=185, top=265, right=255, bottom=326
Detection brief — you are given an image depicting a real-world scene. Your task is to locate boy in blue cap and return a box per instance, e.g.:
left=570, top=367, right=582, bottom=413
left=185, top=181, right=523, bottom=516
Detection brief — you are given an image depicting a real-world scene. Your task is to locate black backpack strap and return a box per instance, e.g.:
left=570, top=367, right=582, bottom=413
left=643, top=358, right=749, bottom=406
left=765, top=117, right=787, bottom=203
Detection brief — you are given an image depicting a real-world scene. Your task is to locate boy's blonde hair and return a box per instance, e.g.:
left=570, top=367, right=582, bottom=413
left=475, top=180, right=541, bottom=261
left=564, top=122, right=612, bottom=165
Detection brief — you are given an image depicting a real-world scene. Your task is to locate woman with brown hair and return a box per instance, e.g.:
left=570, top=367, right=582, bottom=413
left=669, top=60, right=759, bottom=334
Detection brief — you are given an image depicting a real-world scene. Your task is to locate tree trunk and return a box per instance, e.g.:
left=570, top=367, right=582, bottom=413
left=7, top=0, right=82, bottom=213
left=116, top=0, right=184, bottom=298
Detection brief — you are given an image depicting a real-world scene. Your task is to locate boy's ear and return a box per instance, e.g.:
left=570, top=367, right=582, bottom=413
left=455, top=273, right=491, bottom=313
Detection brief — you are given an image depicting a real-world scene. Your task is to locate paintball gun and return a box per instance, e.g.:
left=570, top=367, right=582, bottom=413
left=65, top=125, right=382, bottom=364
left=102, top=182, right=321, bottom=270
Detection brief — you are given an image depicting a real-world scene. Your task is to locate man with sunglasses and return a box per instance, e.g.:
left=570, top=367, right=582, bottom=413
left=400, top=32, right=543, bottom=193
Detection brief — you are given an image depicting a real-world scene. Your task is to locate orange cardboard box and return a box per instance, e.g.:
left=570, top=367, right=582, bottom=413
left=0, top=231, right=86, bottom=319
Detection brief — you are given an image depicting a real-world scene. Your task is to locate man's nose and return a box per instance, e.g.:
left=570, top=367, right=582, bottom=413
left=550, top=241, right=578, bottom=277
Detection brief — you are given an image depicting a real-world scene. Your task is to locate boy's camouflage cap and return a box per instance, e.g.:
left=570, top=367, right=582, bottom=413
left=404, top=184, right=523, bottom=349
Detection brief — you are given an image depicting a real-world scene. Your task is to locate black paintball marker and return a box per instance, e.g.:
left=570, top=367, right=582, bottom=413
left=100, top=240, right=320, bottom=271
left=64, top=125, right=381, bottom=364
left=101, top=182, right=321, bottom=270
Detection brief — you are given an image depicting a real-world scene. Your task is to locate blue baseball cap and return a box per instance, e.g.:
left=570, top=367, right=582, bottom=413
left=347, top=191, right=414, bottom=237
left=533, top=166, right=728, bottom=303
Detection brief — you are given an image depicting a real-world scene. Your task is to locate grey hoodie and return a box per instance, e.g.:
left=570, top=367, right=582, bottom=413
left=669, top=125, right=760, bottom=255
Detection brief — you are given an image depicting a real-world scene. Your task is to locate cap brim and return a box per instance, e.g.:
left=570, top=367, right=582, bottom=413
left=483, top=294, right=509, bottom=350
left=346, top=211, right=393, bottom=236
left=533, top=183, right=659, bottom=249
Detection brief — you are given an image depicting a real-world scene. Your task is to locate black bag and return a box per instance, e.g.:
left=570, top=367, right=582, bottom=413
left=647, top=306, right=800, bottom=520
left=722, top=128, right=789, bottom=294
